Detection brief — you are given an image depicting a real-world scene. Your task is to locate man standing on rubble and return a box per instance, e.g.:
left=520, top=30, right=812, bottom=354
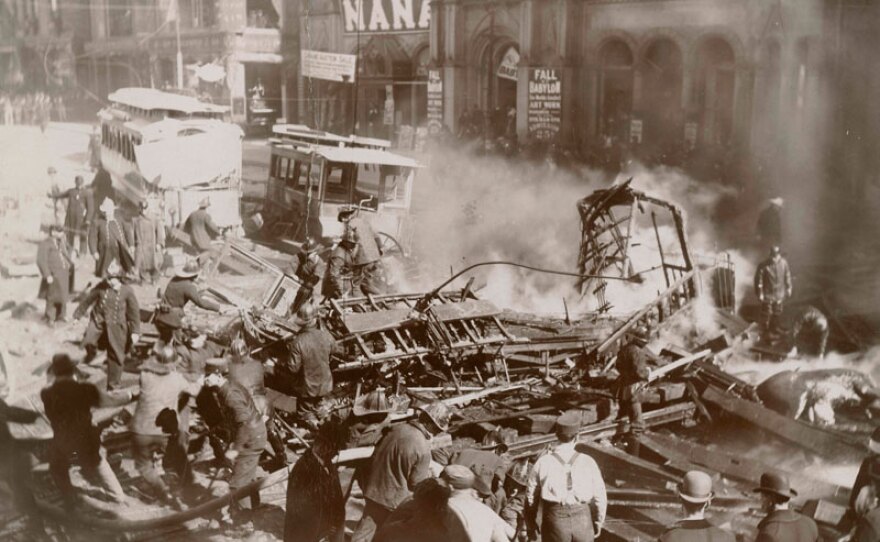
left=203, top=357, right=267, bottom=525
left=131, top=200, right=165, bottom=284
left=279, top=304, right=339, bottom=429
left=37, top=224, right=74, bottom=326
left=41, top=354, right=132, bottom=508
left=659, top=470, right=735, bottom=542
left=352, top=402, right=452, bottom=542
left=48, top=175, right=93, bottom=257
left=338, top=207, right=385, bottom=295
left=74, top=262, right=140, bottom=390
left=616, top=340, right=650, bottom=456
left=755, top=246, right=792, bottom=341
left=754, top=472, right=819, bottom=541
left=526, top=415, right=607, bottom=542
left=322, top=229, right=358, bottom=300
left=89, top=198, right=134, bottom=278
left=155, top=260, right=222, bottom=345
left=291, top=238, right=323, bottom=314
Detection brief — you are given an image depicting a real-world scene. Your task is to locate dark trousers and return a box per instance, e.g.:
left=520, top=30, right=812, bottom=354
left=761, top=300, right=784, bottom=335
left=351, top=498, right=392, bottom=542
left=132, top=433, right=169, bottom=494
left=44, top=301, right=66, bottom=322
left=48, top=438, right=125, bottom=504
left=542, top=502, right=593, bottom=542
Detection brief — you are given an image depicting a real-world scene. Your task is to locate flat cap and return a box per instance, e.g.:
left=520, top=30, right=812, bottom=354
left=554, top=413, right=581, bottom=439
left=441, top=464, right=475, bottom=490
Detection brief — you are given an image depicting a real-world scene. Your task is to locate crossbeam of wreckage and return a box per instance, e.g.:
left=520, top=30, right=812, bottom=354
left=14, top=183, right=862, bottom=537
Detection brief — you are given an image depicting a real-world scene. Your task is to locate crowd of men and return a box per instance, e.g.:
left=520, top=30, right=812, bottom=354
left=0, top=92, right=67, bottom=129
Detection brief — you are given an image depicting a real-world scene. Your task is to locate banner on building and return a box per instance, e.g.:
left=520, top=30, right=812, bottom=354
left=426, top=68, right=443, bottom=134
left=340, top=0, right=430, bottom=34
left=301, top=49, right=357, bottom=83
left=497, top=47, right=519, bottom=81
left=527, top=68, right=561, bottom=141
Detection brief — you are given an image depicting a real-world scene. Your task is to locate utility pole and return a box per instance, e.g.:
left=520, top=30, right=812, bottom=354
left=351, top=0, right=361, bottom=136
left=175, top=9, right=183, bottom=88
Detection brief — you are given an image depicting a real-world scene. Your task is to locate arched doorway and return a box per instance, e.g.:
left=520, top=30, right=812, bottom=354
left=480, top=42, right=519, bottom=139
left=598, top=39, right=634, bottom=143
left=694, top=37, right=736, bottom=147
left=640, top=38, right=683, bottom=150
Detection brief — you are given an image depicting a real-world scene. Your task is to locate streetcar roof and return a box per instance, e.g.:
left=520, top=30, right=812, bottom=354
left=273, top=124, right=391, bottom=149
left=108, top=87, right=228, bottom=115
left=294, top=145, right=421, bottom=168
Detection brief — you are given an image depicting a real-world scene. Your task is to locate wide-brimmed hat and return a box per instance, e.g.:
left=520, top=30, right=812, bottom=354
left=99, top=198, right=116, bottom=214
left=506, top=460, right=530, bottom=488
left=48, top=353, right=77, bottom=376
left=352, top=388, right=392, bottom=418
left=175, top=260, right=200, bottom=278
left=754, top=472, right=797, bottom=500
left=679, top=470, right=714, bottom=504
left=294, top=303, right=317, bottom=327
left=418, top=401, right=452, bottom=432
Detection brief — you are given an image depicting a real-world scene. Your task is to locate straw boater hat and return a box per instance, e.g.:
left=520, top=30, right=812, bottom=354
left=99, top=198, right=116, bottom=214
left=175, top=260, right=200, bottom=279
left=754, top=472, right=797, bottom=501
left=769, top=197, right=784, bottom=207
left=678, top=470, right=715, bottom=504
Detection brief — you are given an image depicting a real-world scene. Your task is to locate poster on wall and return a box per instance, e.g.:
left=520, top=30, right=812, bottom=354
left=497, top=48, right=520, bottom=81
left=527, top=68, right=562, bottom=141
left=301, top=49, right=357, bottom=83
left=426, top=68, right=443, bottom=134
left=340, top=0, right=430, bottom=34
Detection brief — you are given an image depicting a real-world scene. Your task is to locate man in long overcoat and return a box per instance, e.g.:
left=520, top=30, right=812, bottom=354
left=49, top=175, right=93, bottom=255
left=89, top=198, right=134, bottom=278
left=37, top=225, right=74, bottom=325
left=131, top=201, right=165, bottom=284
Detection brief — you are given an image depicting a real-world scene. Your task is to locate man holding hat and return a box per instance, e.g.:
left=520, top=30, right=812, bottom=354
left=203, top=357, right=268, bottom=523
left=130, top=345, right=201, bottom=508
left=279, top=304, right=339, bottom=429
left=338, top=207, right=385, bottom=295
left=74, top=261, right=141, bottom=390
left=49, top=175, right=93, bottom=256
left=37, top=224, right=74, bottom=325
left=291, top=237, right=323, bottom=314
left=40, top=353, right=132, bottom=507
left=131, top=200, right=165, bottom=284
left=322, top=229, right=358, bottom=300
left=526, top=414, right=607, bottom=542
left=184, top=197, right=221, bottom=254
left=442, top=464, right=515, bottom=542
left=754, top=471, right=818, bottom=541
left=659, top=470, right=734, bottom=541
left=754, top=245, right=792, bottom=340
left=352, top=401, right=452, bottom=542
left=851, top=427, right=880, bottom=510
left=89, top=197, right=134, bottom=278
left=155, top=259, right=221, bottom=344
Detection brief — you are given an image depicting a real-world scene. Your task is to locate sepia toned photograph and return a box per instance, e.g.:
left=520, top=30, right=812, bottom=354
left=1, top=0, right=878, bottom=540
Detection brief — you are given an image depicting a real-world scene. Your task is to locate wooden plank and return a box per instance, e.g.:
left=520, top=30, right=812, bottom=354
left=701, top=385, right=865, bottom=458
left=575, top=440, right=680, bottom=488
left=343, top=308, right=412, bottom=334
left=429, top=299, right=501, bottom=322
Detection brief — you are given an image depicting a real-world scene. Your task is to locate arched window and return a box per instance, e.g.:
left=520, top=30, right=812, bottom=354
left=598, top=39, right=634, bottom=141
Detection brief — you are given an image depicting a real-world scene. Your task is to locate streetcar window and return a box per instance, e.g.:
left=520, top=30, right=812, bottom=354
left=379, top=166, right=410, bottom=205
left=323, top=162, right=354, bottom=203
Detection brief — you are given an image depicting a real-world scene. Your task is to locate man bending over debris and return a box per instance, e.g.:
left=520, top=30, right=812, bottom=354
left=74, top=262, right=140, bottom=390
left=754, top=246, right=792, bottom=341
left=790, top=305, right=829, bottom=358
left=339, top=207, right=386, bottom=295
left=659, top=470, right=734, bottom=542
left=41, top=353, right=133, bottom=508
left=155, top=260, right=221, bottom=345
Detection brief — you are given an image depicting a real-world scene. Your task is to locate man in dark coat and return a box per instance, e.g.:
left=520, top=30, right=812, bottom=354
left=321, top=230, right=358, bottom=300
left=616, top=340, right=650, bottom=456
left=74, top=262, right=141, bottom=390
left=279, top=304, right=340, bottom=429
left=89, top=198, right=134, bottom=278
left=338, top=208, right=385, bottom=295
left=754, top=246, right=792, bottom=339
left=754, top=472, right=819, bottom=542
left=37, top=225, right=74, bottom=325
left=757, top=197, right=783, bottom=248
left=659, top=470, right=735, bottom=542
left=41, top=354, right=132, bottom=507
left=184, top=197, right=221, bottom=256
left=131, top=200, right=165, bottom=284
left=284, top=421, right=347, bottom=542
left=352, top=402, right=451, bottom=542
left=154, top=260, right=221, bottom=344
left=49, top=175, right=93, bottom=255
left=291, top=238, right=323, bottom=314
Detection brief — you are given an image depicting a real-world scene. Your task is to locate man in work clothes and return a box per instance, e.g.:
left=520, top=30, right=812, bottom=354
left=131, top=200, right=165, bottom=284
left=442, top=464, right=515, bottom=542
left=154, top=260, right=221, bottom=345
left=49, top=175, right=93, bottom=256
left=659, top=470, right=735, bottom=542
left=526, top=415, right=607, bottom=542
left=41, top=354, right=132, bottom=508
left=89, top=198, right=134, bottom=278
left=338, top=208, right=385, bottom=295
left=754, top=246, right=792, bottom=340
left=37, top=224, right=74, bottom=325
left=754, top=472, right=819, bottom=542
left=291, top=238, right=323, bottom=314
left=615, top=340, right=650, bottom=456
left=74, top=262, right=141, bottom=390
left=279, top=304, right=339, bottom=429
left=352, top=402, right=453, bottom=542
left=203, top=357, right=268, bottom=523
left=322, top=229, right=358, bottom=300
left=184, top=197, right=221, bottom=266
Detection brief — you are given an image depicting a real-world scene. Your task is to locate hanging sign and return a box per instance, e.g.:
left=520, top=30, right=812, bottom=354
left=301, top=49, right=357, bottom=83
left=426, top=68, right=443, bottom=133
left=340, top=0, right=430, bottom=34
left=497, top=47, right=519, bottom=81
left=527, top=68, right=562, bottom=141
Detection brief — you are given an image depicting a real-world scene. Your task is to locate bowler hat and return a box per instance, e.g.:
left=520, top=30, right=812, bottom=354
left=754, top=472, right=797, bottom=500
left=48, top=353, right=77, bottom=376
left=441, top=465, right=475, bottom=490
left=679, top=470, right=714, bottom=504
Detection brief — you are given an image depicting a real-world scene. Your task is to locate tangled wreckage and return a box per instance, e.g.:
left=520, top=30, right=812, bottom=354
left=3, top=183, right=874, bottom=540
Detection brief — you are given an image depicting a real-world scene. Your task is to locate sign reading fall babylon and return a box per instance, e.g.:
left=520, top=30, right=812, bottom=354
left=340, top=0, right=430, bottom=34
left=527, top=68, right=561, bottom=141
left=426, top=69, right=443, bottom=133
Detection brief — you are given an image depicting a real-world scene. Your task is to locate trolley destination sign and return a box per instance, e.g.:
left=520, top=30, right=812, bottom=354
left=340, top=0, right=431, bottom=34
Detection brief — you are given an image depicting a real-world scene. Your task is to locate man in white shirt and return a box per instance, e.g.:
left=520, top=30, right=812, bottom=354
left=442, top=464, right=514, bottom=542
left=526, top=415, right=607, bottom=542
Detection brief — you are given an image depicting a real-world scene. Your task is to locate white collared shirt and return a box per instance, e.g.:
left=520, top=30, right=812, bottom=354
left=527, top=442, right=608, bottom=524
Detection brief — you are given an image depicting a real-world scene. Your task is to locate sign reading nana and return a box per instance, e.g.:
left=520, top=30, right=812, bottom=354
left=340, top=0, right=430, bottom=34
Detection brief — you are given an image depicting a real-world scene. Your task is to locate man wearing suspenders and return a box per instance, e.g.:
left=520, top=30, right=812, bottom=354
left=526, top=415, right=607, bottom=542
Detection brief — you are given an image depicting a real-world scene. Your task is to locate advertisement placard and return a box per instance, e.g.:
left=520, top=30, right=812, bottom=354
left=527, top=68, right=562, bottom=141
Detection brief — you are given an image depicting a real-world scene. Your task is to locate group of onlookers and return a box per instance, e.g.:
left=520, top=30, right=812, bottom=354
left=0, top=92, right=67, bottom=129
